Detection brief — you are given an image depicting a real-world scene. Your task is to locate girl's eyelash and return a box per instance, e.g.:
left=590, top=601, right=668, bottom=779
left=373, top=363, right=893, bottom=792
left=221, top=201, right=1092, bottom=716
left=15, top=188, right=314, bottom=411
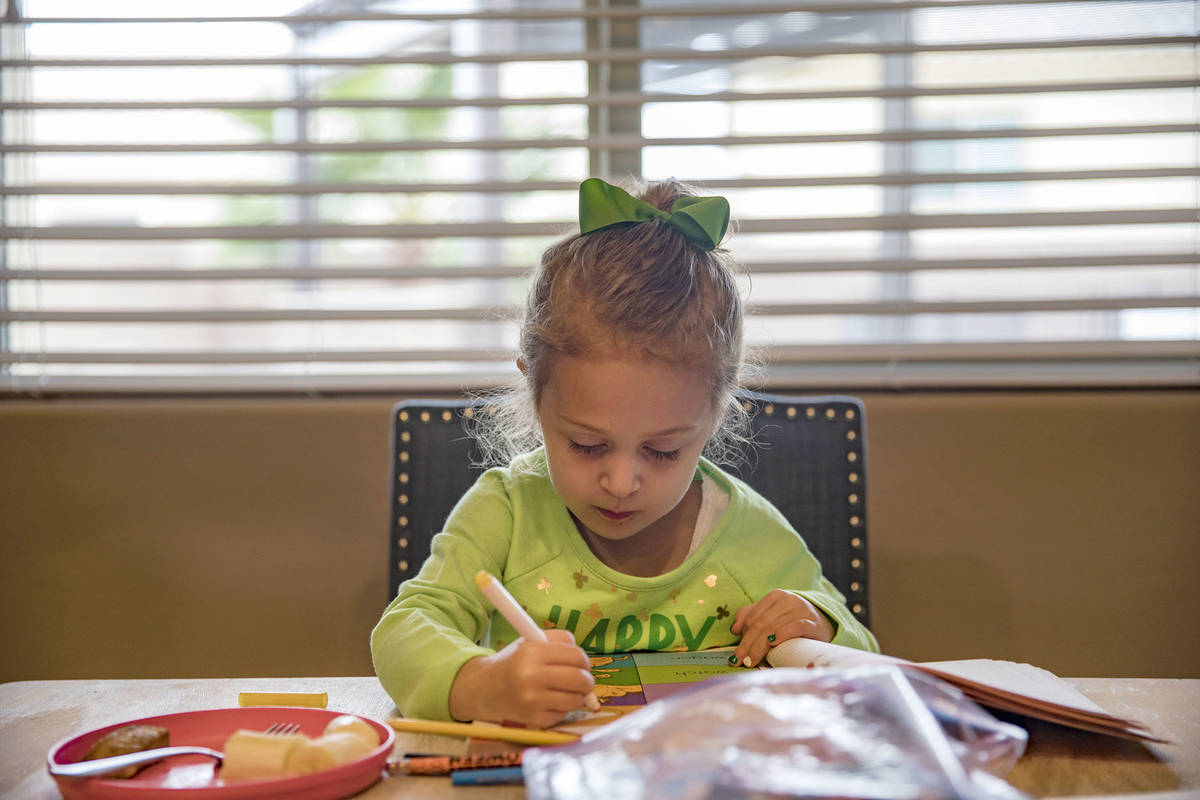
left=567, top=440, right=680, bottom=462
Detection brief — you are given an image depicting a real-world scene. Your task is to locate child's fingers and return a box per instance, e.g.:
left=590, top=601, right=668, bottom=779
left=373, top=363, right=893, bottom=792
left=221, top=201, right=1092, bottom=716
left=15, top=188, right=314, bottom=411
left=729, top=604, right=752, bottom=635
left=544, top=662, right=596, bottom=697
left=505, top=664, right=595, bottom=728
left=737, top=615, right=782, bottom=667
left=544, top=629, right=594, bottom=670
left=545, top=627, right=577, bottom=645
left=733, top=593, right=830, bottom=667
left=729, top=615, right=777, bottom=667
left=733, top=591, right=789, bottom=641
left=528, top=666, right=598, bottom=728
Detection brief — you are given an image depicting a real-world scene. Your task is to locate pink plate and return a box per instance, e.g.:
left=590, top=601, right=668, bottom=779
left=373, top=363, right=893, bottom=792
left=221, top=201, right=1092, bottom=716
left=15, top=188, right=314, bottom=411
left=46, top=706, right=394, bottom=800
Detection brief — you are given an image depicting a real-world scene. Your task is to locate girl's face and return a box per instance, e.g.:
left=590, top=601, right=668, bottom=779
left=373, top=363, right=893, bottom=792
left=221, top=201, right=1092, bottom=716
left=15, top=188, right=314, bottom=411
left=536, top=350, right=719, bottom=558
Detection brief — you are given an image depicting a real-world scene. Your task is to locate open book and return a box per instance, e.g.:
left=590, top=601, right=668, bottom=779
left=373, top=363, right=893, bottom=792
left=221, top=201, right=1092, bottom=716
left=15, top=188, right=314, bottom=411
left=766, top=638, right=1164, bottom=743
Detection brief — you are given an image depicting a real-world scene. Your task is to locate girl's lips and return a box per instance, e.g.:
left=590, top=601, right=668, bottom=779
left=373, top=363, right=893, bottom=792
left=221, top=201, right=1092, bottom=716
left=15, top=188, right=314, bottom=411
left=596, top=507, right=635, bottom=521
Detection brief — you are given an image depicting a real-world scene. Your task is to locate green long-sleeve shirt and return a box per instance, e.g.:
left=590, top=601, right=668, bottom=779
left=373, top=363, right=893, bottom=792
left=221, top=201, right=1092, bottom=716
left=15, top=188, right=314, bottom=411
left=371, top=448, right=878, bottom=720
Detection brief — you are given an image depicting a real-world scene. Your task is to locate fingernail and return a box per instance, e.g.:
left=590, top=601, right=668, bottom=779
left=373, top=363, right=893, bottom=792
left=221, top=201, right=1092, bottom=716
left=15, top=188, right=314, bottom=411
left=767, top=634, right=776, bottom=643
left=728, top=654, right=738, bottom=665
left=742, top=656, right=753, bottom=668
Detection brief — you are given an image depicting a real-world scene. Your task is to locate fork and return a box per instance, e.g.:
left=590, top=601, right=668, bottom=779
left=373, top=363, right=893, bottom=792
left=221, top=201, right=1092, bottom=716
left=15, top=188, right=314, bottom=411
left=49, top=723, right=302, bottom=779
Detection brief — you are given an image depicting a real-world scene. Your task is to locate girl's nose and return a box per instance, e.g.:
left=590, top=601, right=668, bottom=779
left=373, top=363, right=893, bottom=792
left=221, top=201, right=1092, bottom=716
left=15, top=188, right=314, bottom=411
left=600, top=455, right=640, bottom=498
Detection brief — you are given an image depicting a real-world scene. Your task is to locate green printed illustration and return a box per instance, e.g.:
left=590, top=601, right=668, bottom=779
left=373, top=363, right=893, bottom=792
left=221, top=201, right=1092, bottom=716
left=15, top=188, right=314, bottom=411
left=588, top=650, right=743, bottom=705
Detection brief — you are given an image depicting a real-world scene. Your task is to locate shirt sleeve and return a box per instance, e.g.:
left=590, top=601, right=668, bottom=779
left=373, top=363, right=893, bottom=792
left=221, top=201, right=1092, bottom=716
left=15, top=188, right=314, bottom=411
left=369, top=468, right=515, bottom=721
left=791, top=584, right=879, bottom=653
left=722, top=481, right=880, bottom=654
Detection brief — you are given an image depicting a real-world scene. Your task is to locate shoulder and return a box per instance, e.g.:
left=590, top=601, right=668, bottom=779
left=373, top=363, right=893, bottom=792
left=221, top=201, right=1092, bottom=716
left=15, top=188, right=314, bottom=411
left=697, top=459, right=821, bottom=584
left=698, top=458, right=797, bottom=540
left=445, top=448, right=571, bottom=572
left=451, top=448, right=555, bottom=512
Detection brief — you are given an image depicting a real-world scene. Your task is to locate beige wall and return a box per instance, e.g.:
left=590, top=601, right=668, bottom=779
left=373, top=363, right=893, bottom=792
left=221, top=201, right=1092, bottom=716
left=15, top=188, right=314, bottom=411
left=2, top=390, right=1197, bottom=683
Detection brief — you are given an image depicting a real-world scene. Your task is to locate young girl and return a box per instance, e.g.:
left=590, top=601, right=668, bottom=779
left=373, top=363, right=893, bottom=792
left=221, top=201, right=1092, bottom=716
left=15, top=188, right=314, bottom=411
left=371, top=178, right=878, bottom=728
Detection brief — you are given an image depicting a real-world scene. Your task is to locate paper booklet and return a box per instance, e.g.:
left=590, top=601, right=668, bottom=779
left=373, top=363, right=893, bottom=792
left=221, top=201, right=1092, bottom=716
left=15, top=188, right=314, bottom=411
left=766, top=638, right=1165, bottom=743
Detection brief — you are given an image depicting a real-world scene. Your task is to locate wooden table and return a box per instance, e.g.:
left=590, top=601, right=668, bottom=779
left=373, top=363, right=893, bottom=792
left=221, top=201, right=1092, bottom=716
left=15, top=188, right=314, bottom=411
left=1, top=676, right=1196, bottom=799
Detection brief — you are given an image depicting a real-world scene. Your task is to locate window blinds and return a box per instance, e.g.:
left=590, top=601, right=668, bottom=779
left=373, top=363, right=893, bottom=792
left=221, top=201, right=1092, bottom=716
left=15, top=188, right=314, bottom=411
left=1, top=0, right=1197, bottom=394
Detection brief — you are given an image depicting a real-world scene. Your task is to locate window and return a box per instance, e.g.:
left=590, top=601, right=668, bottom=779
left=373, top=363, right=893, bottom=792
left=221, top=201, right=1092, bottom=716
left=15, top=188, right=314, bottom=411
left=2, top=0, right=1197, bottom=394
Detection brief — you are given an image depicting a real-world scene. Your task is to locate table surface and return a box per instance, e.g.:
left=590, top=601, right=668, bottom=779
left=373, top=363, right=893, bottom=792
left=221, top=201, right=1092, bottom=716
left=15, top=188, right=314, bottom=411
left=2, top=676, right=1197, bottom=800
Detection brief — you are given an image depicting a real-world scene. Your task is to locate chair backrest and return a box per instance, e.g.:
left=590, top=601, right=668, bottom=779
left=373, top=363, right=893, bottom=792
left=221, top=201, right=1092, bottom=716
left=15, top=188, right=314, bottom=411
left=389, top=392, right=870, bottom=627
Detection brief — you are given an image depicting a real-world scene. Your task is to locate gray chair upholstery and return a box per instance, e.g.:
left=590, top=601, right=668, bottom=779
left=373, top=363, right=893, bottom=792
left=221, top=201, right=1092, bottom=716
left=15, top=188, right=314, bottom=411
left=389, top=392, right=870, bottom=627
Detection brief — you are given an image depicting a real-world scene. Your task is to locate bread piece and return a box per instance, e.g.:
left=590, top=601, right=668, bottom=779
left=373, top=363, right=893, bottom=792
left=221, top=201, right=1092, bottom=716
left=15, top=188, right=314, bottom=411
left=219, top=729, right=308, bottom=781
left=322, top=715, right=379, bottom=747
left=83, top=724, right=170, bottom=779
left=285, top=732, right=374, bottom=775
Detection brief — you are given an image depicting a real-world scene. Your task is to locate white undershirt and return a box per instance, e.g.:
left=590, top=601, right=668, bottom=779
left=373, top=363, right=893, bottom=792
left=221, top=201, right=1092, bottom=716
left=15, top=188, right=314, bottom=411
left=686, top=472, right=730, bottom=558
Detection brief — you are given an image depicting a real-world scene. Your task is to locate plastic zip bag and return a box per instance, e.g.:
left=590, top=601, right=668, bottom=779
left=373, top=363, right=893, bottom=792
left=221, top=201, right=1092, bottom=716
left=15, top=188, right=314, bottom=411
left=523, top=664, right=1028, bottom=800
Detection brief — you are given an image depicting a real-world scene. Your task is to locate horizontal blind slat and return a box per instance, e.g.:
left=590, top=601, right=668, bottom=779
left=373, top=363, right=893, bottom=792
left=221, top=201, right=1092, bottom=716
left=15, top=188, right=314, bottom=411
left=5, top=253, right=1196, bottom=282
left=9, top=358, right=1196, bottom=395
left=9, top=0, right=1156, bottom=25
left=3, top=36, right=1193, bottom=68
left=751, top=296, right=1200, bottom=315
left=6, top=124, right=1194, bottom=154
left=0, top=349, right=515, bottom=364
left=6, top=168, right=1199, bottom=196
left=6, top=296, right=1196, bottom=323
left=6, top=79, right=1195, bottom=111
left=6, top=340, right=1198, bottom=366
left=4, top=210, right=1194, bottom=240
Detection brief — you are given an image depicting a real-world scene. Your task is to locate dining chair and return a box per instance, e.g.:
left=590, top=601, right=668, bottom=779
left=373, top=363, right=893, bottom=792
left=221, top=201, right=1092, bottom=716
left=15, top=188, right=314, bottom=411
left=389, top=392, right=870, bottom=627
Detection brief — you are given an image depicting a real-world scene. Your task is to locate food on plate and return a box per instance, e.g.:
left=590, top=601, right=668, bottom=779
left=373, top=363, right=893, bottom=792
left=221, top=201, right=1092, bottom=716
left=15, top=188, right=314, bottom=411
left=321, top=714, right=380, bottom=747
left=219, top=715, right=380, bottom=781
left=83, top=724, right=170, bottom=778
left=219, top=729, right=308, bottom=781
left=286, top=731, right=375, bottom=775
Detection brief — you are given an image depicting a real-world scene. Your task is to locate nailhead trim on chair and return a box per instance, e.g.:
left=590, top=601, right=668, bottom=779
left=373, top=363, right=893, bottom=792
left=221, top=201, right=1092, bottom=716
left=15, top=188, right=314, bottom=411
left=390, top=394, right=870, bottom=627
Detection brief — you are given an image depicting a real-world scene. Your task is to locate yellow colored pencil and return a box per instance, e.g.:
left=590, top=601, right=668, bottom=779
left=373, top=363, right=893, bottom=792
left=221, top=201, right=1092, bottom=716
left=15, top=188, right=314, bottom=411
left=387, top=717, right=579, bottom=746
left=237, top=691, right=328, bottom=708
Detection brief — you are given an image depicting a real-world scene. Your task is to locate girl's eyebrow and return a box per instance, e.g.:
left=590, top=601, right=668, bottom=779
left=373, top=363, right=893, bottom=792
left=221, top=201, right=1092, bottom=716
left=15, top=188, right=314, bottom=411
left=560, top=415, right=697, bottom=438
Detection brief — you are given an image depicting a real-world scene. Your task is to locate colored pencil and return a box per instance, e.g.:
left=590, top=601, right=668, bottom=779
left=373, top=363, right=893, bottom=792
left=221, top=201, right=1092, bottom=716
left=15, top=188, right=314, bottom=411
left=236, top=691, right=328, bottom=708
left=450, top=765, right=525, bottom=785
left=391, top=751, right=524, bottom=775
left=387, top=717, right=579, bottom=746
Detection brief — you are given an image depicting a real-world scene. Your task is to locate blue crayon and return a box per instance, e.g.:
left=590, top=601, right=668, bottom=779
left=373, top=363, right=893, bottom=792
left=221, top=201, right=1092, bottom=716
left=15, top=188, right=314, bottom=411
left=450, top=765, right=525, bottom=786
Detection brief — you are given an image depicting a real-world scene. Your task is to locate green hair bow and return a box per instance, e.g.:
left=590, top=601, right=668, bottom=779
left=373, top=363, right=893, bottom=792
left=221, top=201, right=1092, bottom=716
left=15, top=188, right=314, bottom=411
left=577, top=178, right=730, bottom=251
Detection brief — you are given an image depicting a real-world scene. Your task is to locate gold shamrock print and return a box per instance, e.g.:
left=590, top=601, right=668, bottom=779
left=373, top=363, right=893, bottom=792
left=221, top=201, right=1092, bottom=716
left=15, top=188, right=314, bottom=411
left=537, top=577, right=553, bottom=594
left=638, top=608, right=649, bottom=622
left=584, top=603, right=603, bottom=620
left=610, top=585, right=619, bottom=593
left=716, top=605, right=730, bottom=620
left=542, top=619, right=556, bottom=629
left=704, top=574, right=718, bottom=588
left=625, top=591, right=638, bottom=602
left=668, top=589, right=680, bottom=604
left=573, top=569, right=589, bottom=589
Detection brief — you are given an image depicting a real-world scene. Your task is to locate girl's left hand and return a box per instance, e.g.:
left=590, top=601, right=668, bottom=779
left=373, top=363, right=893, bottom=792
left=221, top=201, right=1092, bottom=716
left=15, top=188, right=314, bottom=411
left=728, top=589, right=834, bottom=668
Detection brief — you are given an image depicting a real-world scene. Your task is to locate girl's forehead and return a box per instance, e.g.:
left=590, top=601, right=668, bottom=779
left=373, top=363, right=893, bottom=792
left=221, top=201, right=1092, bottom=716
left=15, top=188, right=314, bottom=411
left=542, top=352, right=717, bottom=435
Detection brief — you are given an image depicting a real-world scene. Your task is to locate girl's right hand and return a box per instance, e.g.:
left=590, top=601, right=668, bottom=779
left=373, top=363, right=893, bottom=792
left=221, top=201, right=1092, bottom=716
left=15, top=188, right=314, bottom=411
left=449, top=629, right=595, bottom=729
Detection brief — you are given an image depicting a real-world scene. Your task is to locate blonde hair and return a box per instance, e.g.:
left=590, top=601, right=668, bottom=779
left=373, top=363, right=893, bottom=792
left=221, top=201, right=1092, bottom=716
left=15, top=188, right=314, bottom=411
left=471, top=178, right=752, bottom=466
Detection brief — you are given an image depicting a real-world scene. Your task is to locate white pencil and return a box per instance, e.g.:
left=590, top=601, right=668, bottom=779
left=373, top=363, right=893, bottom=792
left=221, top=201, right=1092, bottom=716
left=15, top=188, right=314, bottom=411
left=474, top=570, right=601, bottom=711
